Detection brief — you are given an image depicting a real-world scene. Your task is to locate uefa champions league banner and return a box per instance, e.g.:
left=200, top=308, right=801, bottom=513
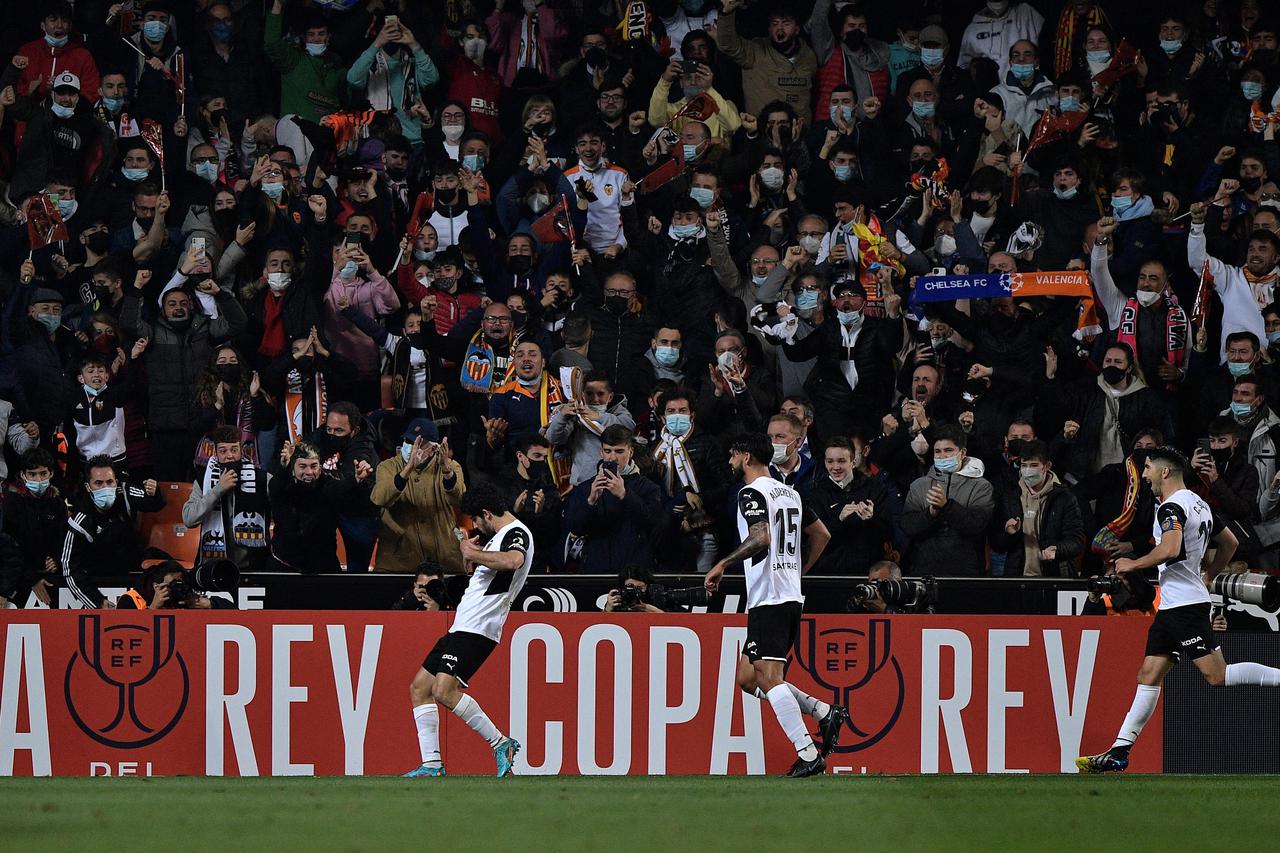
left=0, top=613, right=1160, bottom=776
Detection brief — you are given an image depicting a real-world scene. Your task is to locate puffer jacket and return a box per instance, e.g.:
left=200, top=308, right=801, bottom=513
left=902, top=456, right=996, bottom=576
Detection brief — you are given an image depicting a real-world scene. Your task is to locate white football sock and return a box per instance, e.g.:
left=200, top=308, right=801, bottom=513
left=452, top=693, right=503, bottom=747
left=754, top=686, right=831, bottom=720
left=1226, top=661, right=1280, bottom=686
left=1111, top=684, right=1160, bottom=749
left=766, top=684, right=818, bottom=760
left=412, top=703, right=441, bottom=767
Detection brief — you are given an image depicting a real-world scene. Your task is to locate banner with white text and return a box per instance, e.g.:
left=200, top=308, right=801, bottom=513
left=0, top=613, right=1160, bottom=776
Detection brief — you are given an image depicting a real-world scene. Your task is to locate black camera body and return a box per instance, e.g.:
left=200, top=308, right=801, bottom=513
left=618, top=584, right=645, bottom=609
left=169, top=558, right=240, bottom=604
left=849, top=577, right=937, bottom=613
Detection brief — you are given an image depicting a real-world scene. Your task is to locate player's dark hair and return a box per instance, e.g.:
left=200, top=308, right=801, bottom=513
left=1147, top=446, right=1187, bottom=476
left=461, top=482, right=511, bottom=519
left=731, top=432, right=774, bottom=468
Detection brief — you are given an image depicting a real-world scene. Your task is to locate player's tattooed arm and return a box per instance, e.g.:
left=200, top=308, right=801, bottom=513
left=719, top=521, right=771, bottom=565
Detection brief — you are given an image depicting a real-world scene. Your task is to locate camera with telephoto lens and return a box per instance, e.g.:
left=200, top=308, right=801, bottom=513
left=1087, top=574, right=1125, bottom=596
left=168, top=558, right=239, bottom=603
left=1213, top=572, right=1280, bottom=610
left=848, top=577, right=937, bottom=613
left=618, top=584, right=645, bottom=609
left=645, top=583, right=709, bottom=610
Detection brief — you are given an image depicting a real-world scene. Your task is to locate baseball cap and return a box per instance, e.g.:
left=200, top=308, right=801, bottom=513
left=831, top=279, right=867, bottom=299
left=52, top=71, right=80, bottom=92
left=402, top=418, right=440, bottom=444
left=919, top=25, right=950, bottom=48
left=32, top=288, right=65, bottom=306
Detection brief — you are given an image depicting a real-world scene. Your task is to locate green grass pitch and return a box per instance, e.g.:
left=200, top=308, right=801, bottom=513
left=7, top=775, right=1278, bottom=851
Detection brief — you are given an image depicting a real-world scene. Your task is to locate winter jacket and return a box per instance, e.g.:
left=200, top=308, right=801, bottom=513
left=811, top=471, right=894, bottom=574
left=2, top=484, right=67, bottom=599
left=239, top=280, right=323, bottom=366
left=370, top=453, right=466, bottom=573
left=902, top=457, right=996, bottom=576
left=992, top=476, right=1085, bottom=577
left=322, top=270, right=400, bottom=379
left=544, top=399, right=637, bottom=487
left=988, top=71, right=1057, bottom=137
left=305, top=421, right=381, bottom=520
left=16, top=33, right=101, bottom=104
left=263, top=10, right=348, bottom=122
left=565, top=469, right=664, bottom=573
left=715, top=9, right=819, bottom=116
left=1048, top=375, right=1165, bottom=478
left=783, top=313, right=905, bottom=436
left=62, top=483, right=166, bottom=607
left=957, top=3, right=1045, bottom=79
left=267, top=473, right=341, bottom=573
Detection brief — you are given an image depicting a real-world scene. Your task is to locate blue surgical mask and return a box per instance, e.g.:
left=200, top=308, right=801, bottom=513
left=306, top=42, right=327, bottom=56
left=1086, top=50, right=1111, bottom=65
left=671, top=223, right=700, bottom=240
left=833, top=164, right=853, bottom=182
left=261, top=180, right=284, bottom=199
left=829, top=104, right=853, bottom=125
left=82, top=383, right=103, bottom=397
left=796, top=289, right=819, bottom=309
left=1059, top=95, right=1080, bottom=111
left=339, top=260, right=358, bottom=280
left=934, top=456, right=958, bottom=473
left=1053, top=185, right=1078, bottom=200
left=122, top=166, right=148, bottom=182
left=57, top=198, right=77, bottom=219
left=1242, top=81, right=1265, bottom=101
left=682, top=143, right=699, bottom=161
left=1159, top=39, right=1183, bottom=54
left=690, top=187, right=714, bottom=208
left=837, top=309, right=862, bottom=325
left=1228, top=361, right=1252, bottom=377
left=195, top=161, right=219, bottom=183
left=1110, top=194, right=1133, bottom=214
left=51, top=102, right=75, bottom=119
left=655, top=345, right=679, bottom=366
left=413, top=249, right=435, bottom=262
left=102, top=96, right=124, bottom=112
left=1010, top=63, right=1035, bottom=81
left=1268, top=330, right=1280, bottom=347
left=751, top=273, right=768, bottom=286
left=921, top=47, right=945, bottom=66
left=212, top=21, right=234, bottom=42
left=91, top=486, right=116, bottom=510
left=36, top=314, right=61, bottom=333
left=45, top=33, right=68, bottom=48
left=142, top=20, right=169, bottom=41
left=24, top=479, right=50, bottom=496
left=462, top=153, right=486, bottom=172
left=1231, top=401, right=1255, bottom=420
left=664, top=413, right=691, bottom=436
left=401, top=442, right=414, bottom=461
left=912, top=100, right=936, bottom=119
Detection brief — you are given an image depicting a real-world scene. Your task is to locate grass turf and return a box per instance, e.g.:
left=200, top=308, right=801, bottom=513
left=5, top=775, right=1277, bottom=851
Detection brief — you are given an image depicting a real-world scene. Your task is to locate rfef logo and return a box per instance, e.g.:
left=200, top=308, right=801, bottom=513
left=792, top=617, right=905, bottom=753
left=63, top=614, right=189, bottom=748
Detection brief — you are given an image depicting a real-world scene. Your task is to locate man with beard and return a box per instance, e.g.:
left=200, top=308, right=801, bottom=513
left=716, top=0, right=818, bottom=116
left=268, top=441, right=341, bottom=573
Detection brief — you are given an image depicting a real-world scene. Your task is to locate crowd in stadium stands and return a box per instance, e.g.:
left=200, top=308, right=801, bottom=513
left=1, top=0, right=1280, bottom=609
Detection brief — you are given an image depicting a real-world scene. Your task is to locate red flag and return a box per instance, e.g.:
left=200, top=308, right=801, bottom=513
left=139, top=118, right=165, bottom=167
left=530, top=196, right=573, bottom=245
left=1025, top=108, right=1087, bottom=156
left=26, top=194, right=68, bottom=250
left=1192, top=259, right=1214, bottom=330
left=407, top=192, right=430, bottom=238
left=1091, top=40, right=1139, bottom=91
left=672, top=92, right=717, bottom=124
left=638, top=157, right=683, bottom=194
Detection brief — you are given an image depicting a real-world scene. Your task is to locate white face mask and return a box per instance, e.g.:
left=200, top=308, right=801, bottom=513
left=935, top=234, right=957, bottom=257
left=760, top=167, right=784, bottom=191
left=1135, top=288, right=1162, bottom=307
left=771, top=442, right=791, bottom=465
left=442, top=124, right=464, bottom=143
left=717, top=350, right=738, bottom=372
left=799, top=235, right=822, bottom=255
left=267, top=272, right=290, bottom=293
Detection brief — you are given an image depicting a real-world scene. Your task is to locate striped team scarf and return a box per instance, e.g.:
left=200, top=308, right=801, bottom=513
left=1054, top=3, right=1108, bottom=75
left=284, top=368, right=327, bottom=445
left=1091, top=456, right=1141, bottom=559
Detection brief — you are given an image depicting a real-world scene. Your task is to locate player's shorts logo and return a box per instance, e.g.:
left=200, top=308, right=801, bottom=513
left=791, top=617, right=904, bottom=753
left=64, top=614, right=189, bottom=749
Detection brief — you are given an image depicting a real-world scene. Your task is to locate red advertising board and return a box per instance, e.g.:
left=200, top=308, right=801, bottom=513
left=0, top=613, right=1161, bottom=776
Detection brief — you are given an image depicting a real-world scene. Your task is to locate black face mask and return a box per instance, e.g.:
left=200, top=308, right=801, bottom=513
left=1241, top=176, right=1263, bottom=193
left=843, top=29, right=867, bottom=51
left=168, top=315, right=192, bottom=331
left=85, top=231, right=110, bottom=255
left=507, top=255, right=533, bottom=275
left=213, top=208, right=238, bottom=235
left=605, top=295, right=630, bottom=315
left=208, top=108, right=227, bottom=129
left=510, top=309, right=528, bottom=329
left=435, top=187, right=459, bottom=205
left=295, top=355, right=315, bottom=372
left=585, top=47, right=608, bottom=69
left=215, top=363, right=240, bottom=384
left=909, top=159, right=929, bottom=172
left=963, top=378, right=987, bottom=399
left=1211, top=447, right=1233, bottom=470
left=1006, top=438, right=1027, bottom=461
left=528, top=121, right=554, bottom=138
left=1101, top=365, right=1127, bottom=385
left=325, top=433, right=351, bottom=453
left=386, top=166, right=406, bottom=180
left=136, top=216, right=155, bottom=231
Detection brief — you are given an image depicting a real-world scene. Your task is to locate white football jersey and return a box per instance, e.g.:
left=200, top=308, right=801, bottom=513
left=736, top=476, right=804, bottom=609
left=1152, top=488, right=1213, bottom=610
left=451, top=519, right=534, bottom=641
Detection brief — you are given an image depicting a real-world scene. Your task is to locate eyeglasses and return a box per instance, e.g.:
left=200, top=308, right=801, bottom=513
left=604, top=288, right=634, bottom=297
left=484, top=316, right=513, bottom=325
left=598, top=93, right=625, bottom=102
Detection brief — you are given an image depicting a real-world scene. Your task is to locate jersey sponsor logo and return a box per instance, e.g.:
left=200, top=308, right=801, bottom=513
left=741, top=494, right=762, bottom=514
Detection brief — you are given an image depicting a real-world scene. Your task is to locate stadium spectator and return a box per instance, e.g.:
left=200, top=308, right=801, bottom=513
left=182, top=425, right=271, bottom=573
left=564, top=425, right=663, bottom=573
left=371, top=418, right=466, bottom=574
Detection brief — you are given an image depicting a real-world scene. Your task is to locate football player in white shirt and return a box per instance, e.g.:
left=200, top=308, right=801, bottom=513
left=706, top=433, right=844, bottom=778
left=404, top=484, right=534, bottom=778
left=1078, top=447, right=1280, bottom=773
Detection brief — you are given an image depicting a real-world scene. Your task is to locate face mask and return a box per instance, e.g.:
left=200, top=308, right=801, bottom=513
left=715, top=350, right=738, bottom=373
left=796, top=289, right=819, bottom=309
left=143, top=20, right=169, bottom=41
left=833, top=164, right=853, bottom=182
left=413, top=248, right=436, bottom=262
left=1268, top=330, right=1280, bottom=347
left=195, top=161, right=219, bottom=183
left=690, top=187, right=714, bottom=208
left=25, top=479, right=50, bottom=496
left=1010, top=63, right=1035, bottom=81
left=1020, top=466, right=1044, bottom=486
left=837, top=308, right=862, bottom=325
left=464, top=37, right=488, bottom=61
left=1228, top=360, right=1252, bottom=377
left=671, top=223, right=701, bottom=240
left=442, top=124, right=464, bottom=143
left=1241, top=176, right=1263, bottom=193
left=82, top=382, right=104, bottom=397
left=921, top=47, right=944, bottom=66
left=760, top=166, right=784, bottom=191
left=1110, top=195, right=1133, bottom=214
left=401, top=442, right=415, bottom=461
left=829, top=104, right=853, bottom=125
left=911, top=100, right=936, bottom=119
left=91, top=486, right=116, bottom=510
left=750, top=273, right=768, bottom=286
left=212, top=21, right=234, bottom=41
left=935, top=234, right=957, bottom=256
left=1211, top=448, right=1233, bottom=470
left=799, top=235, right=822, bottom=255
left=168, top=315, right=192, bottom=331
left=1101, top=365, right=1127, bottom=385
left=503, top=255, right=532, bottom=277
left=606, top=295, right=630, bottom=315
left=682, top=143, right=700, bottom=162
left=771, top=443, right=791, bottom=465
left=1086, top=50, right=1111, bottom=65
left=266, top=272, right=291, bottom=293
left=934, top=456, right=958, bottom=473
left=339, top=260, right=358, bottom=280
left=36, top=314, right=61, bottom=333
left=528, top=193, right=550, bottom=213
left=51, top=102, right=76, bottom=119
left=509, top=310, right=528, bottom=329
left=306, top=42, right=327, bottom=56
left=664, top=413, right=691, bottom=436
left=516, top=373, right=541, bottom=388
left=1159, top=39, right=1183, bottom=54
left=45, top=30, right=69, bottom=47
left=57, top=198, right=78, bottom=219
left=1059, top=96, right=1080, bottom=111
left=122, top=166, right=148, bottom=182
left=458, top=152, right=485, bottom=173
left=261, top=180, right=284, bottom=199
left=102, top=95, right=124, bottom=112
left=1232, top=401, right=1255, bottom=420
left=586, top=403, right=607, bottom=417
left=215, top=364, right=240, bottom=384
left=1053, top=185, right=1078, bottom=200
left=655, top=345, right=679, bottom=366
left=1135, top=288, right=1162, bottom=307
